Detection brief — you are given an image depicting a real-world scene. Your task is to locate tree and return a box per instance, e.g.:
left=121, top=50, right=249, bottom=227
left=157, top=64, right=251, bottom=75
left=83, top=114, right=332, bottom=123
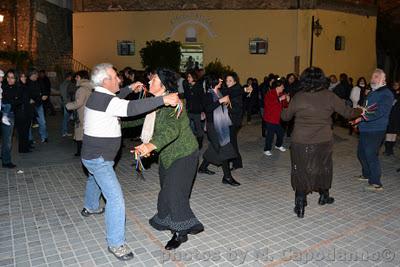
left=140, top=40, right=181, bottom=71
left=204, top=58, right=234, bottom=77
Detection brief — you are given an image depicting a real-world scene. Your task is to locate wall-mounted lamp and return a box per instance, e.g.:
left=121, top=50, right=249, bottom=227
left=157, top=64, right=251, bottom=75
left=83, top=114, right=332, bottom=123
left=0, top=14, right=4, bottom=23
left=313, top=19, right=323, bottom=37
left=309, top=16, right=323, bottom=67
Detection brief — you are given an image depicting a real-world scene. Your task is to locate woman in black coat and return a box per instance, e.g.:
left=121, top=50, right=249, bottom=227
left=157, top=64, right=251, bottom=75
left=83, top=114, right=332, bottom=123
left=223, top=72, right=243, bottom=169
left=384, top=81, right=400, bottom=155
left=15, top=72, right=34, bottom=153
left=183, top=70, right=205, bottom=149
left=198, top=75, right=241, bottom=186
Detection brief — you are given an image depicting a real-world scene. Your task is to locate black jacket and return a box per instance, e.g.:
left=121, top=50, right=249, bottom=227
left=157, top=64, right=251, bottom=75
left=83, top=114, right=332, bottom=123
left=201, top=89, right=223, bottom=123
left=334, top=81, right=352, bottom=100
left=222, top=83, right=243, bottom=127
left=27, top=79, right=43, bottom=106
left=14, top=82, right=34, bottom=119
left=1, top=82, right=19, bottom=110
left=38, top=76, right=51, bottom=97
left=183, top=80, right=204, bottom=114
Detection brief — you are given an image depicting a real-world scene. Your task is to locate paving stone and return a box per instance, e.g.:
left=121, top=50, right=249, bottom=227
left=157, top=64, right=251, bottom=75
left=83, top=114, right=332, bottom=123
left=1, top=116, right=400, bottom=266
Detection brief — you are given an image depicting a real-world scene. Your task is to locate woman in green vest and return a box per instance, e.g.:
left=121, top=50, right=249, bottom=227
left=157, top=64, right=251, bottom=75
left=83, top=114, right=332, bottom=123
left=135, top=68, right=204, bottom=250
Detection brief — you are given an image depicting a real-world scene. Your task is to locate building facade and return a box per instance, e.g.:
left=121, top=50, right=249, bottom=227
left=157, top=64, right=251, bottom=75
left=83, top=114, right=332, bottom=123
left=0, top=0, right=72, bottom=70
left=72, top=0, right=377, bottom=80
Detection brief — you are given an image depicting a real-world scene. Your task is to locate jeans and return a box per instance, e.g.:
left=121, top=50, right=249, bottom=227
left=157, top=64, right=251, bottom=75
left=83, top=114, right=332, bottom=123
left=35, top=105, right=48, bottom=141
left=264, top=122, right=284, bottom=151
left=82, top=157, right=125, bottom=247
left=357, top=131, right=386, bottom=186
left=61, top=105, right=70, bottom=135
left=1, top=104, right=15, bottom=164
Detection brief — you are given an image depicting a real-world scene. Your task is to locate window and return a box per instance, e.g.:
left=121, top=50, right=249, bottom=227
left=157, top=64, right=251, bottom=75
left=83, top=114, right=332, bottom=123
left=249, top=38, right=268, bottom=54
left=117, top=40, right=135, bottom=56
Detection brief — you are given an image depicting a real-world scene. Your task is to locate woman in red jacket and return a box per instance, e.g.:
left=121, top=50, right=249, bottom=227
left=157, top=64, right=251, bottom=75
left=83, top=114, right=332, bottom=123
left=263, top=79, right=289, bottom=156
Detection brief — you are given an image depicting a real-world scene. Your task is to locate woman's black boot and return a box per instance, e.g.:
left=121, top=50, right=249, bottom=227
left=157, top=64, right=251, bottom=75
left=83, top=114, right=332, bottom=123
left=221, top=161, right=240, bottom=186
left=294, top=192, right=305, bottom=218
left=318, top=189, right=335, bottom=205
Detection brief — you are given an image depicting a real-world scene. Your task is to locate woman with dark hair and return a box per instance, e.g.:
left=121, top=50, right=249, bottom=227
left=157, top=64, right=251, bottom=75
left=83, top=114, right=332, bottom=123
left=183, top=70, right=205, bottom=149
left=1, top=70, right=18, bottom=168
left=243, top=77, right=258, bottom=124
left=66, top=70, right=93, bottom=156
left=263, top=78, right=289, bottom=156
left=198, top=74, right=241, bottom=186
left=285, top=73, right=299, bottom=96
left=350, top=77, right=368, bottom=108
left=224, top=72, right=243, bottom=169
left=135, top=68, right=204, bottom=250
left=15, top=71, right=34, bottom=153
left=281, top=67, right=362, bottom=218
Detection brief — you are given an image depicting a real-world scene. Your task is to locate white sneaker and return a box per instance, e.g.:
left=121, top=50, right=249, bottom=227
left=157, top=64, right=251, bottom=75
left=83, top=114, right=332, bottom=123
left=264, top=151, right=272, bottom=156
left=275, top=146, right=286, bottom=152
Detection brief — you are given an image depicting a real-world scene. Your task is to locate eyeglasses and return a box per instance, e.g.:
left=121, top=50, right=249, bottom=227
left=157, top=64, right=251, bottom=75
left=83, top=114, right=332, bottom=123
left=7, top=76, right=16, bottom=80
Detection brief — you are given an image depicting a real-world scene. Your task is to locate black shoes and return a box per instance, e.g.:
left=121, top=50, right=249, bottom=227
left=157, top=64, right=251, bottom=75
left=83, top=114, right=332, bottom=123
left=81, top=207, right=105, bottom=217
left=165, top=233, right=188, bottom=250
left=222, top=176, right=241, bottom=186
left=294, top=197, right=305, bottom=218
left=318, top=191, right=335, bottom=205
left=198, top=168, right=215, bottom=175
left=2, top=163, right=16, bottom=169
left=294, top=194, right=307, bottom=218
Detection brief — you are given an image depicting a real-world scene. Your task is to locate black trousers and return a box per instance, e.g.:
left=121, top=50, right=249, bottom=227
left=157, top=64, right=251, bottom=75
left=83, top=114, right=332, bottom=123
left=229, top=125, right=243, bottom=168
left=15, top=116, right=31, bottom=152
left=264, top=122, right=284, bottom=151
left=149, top=151, right=203, bottom=234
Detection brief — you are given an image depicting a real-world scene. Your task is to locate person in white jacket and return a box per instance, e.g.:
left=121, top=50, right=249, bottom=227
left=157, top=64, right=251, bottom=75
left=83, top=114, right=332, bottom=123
left=350, top=77, right=367, bottom=108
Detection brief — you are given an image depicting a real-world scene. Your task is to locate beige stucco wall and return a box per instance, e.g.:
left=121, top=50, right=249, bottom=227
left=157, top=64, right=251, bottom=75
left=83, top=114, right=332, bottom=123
left=73, top=9, right=376, bottom=81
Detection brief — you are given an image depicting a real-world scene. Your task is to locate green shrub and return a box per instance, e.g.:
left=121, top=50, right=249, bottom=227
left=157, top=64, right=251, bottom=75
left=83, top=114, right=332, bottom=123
left=140, top=40, right=181, bottom=71
left=204, top=58, right=234, bottom=77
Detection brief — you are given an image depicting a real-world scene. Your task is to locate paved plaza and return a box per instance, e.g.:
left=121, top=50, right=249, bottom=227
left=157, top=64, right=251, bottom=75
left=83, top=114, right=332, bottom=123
left=1, top=116, right=400, bottom=267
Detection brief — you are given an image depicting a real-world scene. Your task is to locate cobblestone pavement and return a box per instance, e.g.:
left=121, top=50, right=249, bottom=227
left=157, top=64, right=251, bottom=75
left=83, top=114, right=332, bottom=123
left=1, top=116, right=400, bottom=267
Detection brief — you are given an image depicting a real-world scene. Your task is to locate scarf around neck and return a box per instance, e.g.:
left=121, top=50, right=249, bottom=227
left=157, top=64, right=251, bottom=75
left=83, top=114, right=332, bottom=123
left=210, top=88, right=232, bottom=146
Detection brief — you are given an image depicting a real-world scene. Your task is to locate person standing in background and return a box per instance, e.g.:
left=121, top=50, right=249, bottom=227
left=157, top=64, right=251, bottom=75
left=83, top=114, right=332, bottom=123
left=15, top=71, right=34, bottom=153
left=183, top=70, right=205, bottom=149
left=29, top=69, right=49, bottom=143
left=60, top=72, right=75, bottom=137
left=66, top=70, right=93, bottom=157
left=1, top=70, right=18, bottom=168
left=38, top=70, right=55, bottom=116
left=384, top=81, right=400, bottom=156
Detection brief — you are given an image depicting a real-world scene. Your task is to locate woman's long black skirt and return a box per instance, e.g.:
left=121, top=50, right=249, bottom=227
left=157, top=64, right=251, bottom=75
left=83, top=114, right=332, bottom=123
left=202, top=122, right=237, bottom=166
left=290, top=141, right=333, bottom=194
left=149, top=150, right=204, bottom=235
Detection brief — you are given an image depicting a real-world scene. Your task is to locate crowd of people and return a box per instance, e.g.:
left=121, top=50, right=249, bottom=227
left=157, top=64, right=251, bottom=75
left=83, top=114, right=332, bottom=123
left=0, top=63, right=398, bottom=260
